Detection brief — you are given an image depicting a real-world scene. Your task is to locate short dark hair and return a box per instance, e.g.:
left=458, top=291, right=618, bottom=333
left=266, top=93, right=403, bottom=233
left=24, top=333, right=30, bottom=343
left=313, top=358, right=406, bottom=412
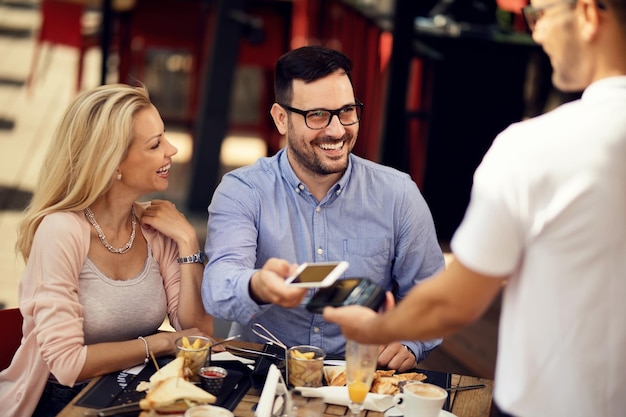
left=274, top=46, right=353, bottom=105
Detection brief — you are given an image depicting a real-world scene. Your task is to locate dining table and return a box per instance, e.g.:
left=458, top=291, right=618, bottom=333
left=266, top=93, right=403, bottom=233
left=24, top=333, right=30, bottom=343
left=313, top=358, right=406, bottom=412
left=58, top=340, right=494, bottom=417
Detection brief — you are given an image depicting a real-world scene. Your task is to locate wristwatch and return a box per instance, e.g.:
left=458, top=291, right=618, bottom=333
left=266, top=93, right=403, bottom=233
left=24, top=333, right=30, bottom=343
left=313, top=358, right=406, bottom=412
left=177, top=250, right=206, bottom=264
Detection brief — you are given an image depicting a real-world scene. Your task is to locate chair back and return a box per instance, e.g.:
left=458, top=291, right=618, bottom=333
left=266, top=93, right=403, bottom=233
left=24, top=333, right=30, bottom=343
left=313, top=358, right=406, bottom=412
left=39, top=0, right=86, bottom=47
left=28, top=0, right=102, bottom=92
left=496, top=0, right=528, bottom=14
left=0, top=308, right=23, bottom=370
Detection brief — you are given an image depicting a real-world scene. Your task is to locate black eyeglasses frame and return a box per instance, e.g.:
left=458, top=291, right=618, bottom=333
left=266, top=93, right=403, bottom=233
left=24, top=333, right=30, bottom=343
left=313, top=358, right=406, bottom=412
left=278, top=100, right=364, bottom=130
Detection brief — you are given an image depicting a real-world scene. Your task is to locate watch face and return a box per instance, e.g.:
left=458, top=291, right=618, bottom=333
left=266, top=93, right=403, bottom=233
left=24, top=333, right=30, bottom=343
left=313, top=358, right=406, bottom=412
left=198, top=251, right=206, bottom=262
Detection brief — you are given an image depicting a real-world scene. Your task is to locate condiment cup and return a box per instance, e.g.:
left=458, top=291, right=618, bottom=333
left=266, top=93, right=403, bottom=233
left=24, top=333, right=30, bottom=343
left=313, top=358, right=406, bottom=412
left=199, top=366, right=228, bottom=396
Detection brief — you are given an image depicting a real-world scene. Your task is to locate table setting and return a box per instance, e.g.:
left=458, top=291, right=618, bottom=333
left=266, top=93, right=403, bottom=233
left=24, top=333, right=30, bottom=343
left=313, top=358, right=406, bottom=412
left=72, top=338, right=265, bottom=416
left=59, top=336, right=493, bottom=417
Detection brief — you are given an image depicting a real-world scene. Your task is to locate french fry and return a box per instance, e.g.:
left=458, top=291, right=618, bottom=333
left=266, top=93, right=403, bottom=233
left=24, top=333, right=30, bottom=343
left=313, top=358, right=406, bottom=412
left=291, top=349, right=315, bottom=360
left=304, top=369, right=321, bottom=384
left=181, top=336, right=191, bottom=348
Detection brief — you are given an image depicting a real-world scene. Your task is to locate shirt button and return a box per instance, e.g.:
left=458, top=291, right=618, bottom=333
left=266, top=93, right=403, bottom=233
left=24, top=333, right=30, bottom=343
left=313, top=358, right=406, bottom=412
left=295, top=187, right=300, bottom=193
left=299, top=184, right=305, bottom=190
left=336, top=189, right=342, bottom=195
left=317, top=248, right=323, bottom=255
left=313, top=327, right=320, bottom=333
left=316, top=206, right=321, bottom=212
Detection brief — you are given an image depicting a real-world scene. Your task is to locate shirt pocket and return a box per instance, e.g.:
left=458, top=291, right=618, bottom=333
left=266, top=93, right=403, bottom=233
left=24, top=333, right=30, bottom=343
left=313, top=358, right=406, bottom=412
left=342, top=238, right=391, bottom=280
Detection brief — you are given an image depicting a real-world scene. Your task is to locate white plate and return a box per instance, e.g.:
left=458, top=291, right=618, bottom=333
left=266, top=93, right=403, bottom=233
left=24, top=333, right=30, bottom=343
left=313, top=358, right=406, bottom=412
left=384, top=407, right=456, bottom=417
left=184, top=404, right=234, bottom=417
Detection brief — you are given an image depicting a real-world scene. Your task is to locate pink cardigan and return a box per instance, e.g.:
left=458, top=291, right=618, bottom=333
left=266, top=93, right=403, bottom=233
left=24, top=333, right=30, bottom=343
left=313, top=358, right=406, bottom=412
left=0, top=205, right=185, bottom=417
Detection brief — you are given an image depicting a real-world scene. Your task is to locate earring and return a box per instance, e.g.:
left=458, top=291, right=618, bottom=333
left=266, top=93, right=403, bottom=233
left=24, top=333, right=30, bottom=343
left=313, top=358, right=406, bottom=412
left=116, top=173, right=122, bottom=180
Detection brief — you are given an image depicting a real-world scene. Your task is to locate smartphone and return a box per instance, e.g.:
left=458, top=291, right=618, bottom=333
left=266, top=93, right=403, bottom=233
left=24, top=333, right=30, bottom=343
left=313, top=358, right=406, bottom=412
left=284, top=261, right=349, bottom=288
left=305, top=277, right=386, bottom=314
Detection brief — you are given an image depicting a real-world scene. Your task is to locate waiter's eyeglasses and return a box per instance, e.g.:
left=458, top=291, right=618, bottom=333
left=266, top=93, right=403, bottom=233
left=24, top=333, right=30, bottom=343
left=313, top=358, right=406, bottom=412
left=279, top=100, right=363, bottom=130
left=522, top=0, right=606, bottom=31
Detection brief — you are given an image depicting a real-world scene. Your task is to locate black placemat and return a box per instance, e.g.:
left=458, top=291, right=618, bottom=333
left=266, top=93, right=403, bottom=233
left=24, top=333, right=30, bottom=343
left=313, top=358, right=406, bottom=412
left=75, top=357, right=253, bottom=413
left=75, top=359, right=164, bottom=409
left=210, top=360, right=253, bottom=411
left=74, top=372, right=129, bottom=409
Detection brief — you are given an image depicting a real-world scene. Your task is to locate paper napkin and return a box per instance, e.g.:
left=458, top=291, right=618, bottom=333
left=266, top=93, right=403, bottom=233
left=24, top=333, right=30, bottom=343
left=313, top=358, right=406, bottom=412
left=295, top=386, right=395, bottom=412
left=211, top=351, right=256, bottom=365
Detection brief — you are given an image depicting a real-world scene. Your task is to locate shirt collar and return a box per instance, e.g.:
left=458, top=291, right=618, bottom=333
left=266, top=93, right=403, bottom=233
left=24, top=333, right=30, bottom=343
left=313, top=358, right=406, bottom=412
left=582, top=75, right=626, bottom=100
left=278, top=148, right=353, bottom=200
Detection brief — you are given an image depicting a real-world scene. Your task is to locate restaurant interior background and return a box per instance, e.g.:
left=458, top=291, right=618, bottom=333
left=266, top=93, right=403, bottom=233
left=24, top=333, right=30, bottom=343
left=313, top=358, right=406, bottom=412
left=0, top=0, right=576, bottom=380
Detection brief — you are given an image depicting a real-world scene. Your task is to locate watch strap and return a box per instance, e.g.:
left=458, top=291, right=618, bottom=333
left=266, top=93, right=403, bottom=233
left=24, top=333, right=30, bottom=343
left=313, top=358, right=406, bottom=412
left=177, top=250, right=205, bottom=264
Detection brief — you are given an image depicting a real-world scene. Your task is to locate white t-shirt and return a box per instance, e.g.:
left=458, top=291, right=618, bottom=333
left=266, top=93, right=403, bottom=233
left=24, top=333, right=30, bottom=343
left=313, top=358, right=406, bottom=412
left=451, top=76, right=626, bottom=417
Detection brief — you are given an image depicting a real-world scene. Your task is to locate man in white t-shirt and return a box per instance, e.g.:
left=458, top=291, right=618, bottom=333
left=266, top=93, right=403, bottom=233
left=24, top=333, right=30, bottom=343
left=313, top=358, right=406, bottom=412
left=324, top=1, right=626, bottom=416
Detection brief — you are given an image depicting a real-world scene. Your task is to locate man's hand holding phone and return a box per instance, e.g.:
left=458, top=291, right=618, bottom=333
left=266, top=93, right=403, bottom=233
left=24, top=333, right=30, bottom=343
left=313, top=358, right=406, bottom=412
left=249, top=259, right=351, bottom=308
left=249, top=258, right=308, bottom=307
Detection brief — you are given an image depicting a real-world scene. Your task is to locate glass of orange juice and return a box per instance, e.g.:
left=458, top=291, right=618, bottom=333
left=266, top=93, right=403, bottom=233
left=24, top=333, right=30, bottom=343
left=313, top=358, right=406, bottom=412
left=345, top=340, right=378, bottom=417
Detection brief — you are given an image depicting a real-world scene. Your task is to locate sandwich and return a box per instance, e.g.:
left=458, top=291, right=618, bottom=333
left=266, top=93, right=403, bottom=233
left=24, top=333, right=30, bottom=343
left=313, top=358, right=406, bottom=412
left=136, top=356, right=185, bottom=392
left=138, top=376, right=216, bottom=415
left=370, top=370, right=427, bottom=395
left=323, top=365, right=427, bottom=395
left=323, top=365, right=346, bottom=387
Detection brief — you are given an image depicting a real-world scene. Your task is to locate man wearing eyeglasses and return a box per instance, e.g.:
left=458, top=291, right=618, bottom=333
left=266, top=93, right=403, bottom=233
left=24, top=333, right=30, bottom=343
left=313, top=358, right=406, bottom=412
left=201, top=46, right=445, bottom=371
left=326, top=1, right=626, bottom=416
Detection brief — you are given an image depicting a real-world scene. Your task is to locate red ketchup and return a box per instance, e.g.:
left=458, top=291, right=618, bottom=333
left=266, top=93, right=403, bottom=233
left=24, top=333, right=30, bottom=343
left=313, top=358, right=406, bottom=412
left=201, top=370, right=224, bottom=378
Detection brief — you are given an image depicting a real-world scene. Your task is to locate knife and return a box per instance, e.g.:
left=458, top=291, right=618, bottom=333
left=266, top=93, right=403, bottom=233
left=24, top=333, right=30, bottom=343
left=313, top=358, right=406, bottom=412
left=225, top=345, right=282, bottom=359
left=445, top=383, right=486, bottom=392
left=83, top=401, right=141, bottom=416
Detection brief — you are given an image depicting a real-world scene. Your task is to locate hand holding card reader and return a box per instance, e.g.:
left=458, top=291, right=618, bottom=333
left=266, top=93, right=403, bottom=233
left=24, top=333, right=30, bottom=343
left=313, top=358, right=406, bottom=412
left=305, top=277, right=386, bottom=314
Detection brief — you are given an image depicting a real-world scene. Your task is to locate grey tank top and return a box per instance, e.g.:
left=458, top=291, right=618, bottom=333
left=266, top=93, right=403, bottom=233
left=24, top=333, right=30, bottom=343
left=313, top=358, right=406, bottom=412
left=78, top=246, right=168, bottom=344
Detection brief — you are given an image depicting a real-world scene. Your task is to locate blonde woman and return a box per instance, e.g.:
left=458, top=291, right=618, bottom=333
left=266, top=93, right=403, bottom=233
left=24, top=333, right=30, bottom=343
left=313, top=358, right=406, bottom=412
left=0, top=84, right=214, bottom=417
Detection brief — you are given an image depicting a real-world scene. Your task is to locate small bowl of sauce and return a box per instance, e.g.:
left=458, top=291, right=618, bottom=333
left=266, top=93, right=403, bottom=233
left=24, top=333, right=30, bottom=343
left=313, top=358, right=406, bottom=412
left=199, top=366, right=228, bottom=396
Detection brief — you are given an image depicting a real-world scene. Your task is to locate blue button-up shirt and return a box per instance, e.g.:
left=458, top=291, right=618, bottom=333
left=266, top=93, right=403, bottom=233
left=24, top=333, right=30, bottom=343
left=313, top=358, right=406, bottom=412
left=202, top=149, right=445, bottom=360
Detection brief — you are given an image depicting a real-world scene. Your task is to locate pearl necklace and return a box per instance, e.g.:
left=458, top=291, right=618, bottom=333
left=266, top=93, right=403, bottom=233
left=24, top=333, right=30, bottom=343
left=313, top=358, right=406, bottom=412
left=84, top=206, right=137, bottom=254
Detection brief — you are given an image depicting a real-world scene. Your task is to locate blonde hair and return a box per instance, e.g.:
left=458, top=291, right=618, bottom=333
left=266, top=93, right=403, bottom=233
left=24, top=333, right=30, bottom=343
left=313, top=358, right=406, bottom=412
left=16, top=84, right=152, bottom=260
